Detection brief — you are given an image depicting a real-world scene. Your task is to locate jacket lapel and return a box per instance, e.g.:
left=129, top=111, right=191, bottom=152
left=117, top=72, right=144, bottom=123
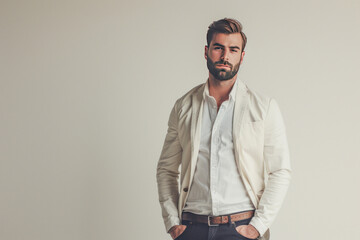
left=233, top=79, right=249, bottom=143
left=232, top=79, right=250, bottom=183
left=189, top=84, right=205, bottom=184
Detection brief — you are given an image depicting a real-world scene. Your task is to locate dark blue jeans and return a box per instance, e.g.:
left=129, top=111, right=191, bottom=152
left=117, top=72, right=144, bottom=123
left=175, top=216, right=257, bottom=240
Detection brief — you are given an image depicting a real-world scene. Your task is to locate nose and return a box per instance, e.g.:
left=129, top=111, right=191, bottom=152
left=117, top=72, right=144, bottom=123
left=221, top=48, right=230, bottom=62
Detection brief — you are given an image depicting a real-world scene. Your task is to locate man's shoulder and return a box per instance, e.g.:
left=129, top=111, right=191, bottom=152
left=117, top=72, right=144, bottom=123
left=245, top=84, right=274, bottom=119
left=247, top=86, right=272, bottom=105
left=174, top=82, right=205, bottom=107
left=240, top=80, right=271, bottom=104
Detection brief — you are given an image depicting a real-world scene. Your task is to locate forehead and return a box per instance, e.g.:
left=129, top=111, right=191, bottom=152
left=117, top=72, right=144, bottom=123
left=209, top=33, right=243, bottom=47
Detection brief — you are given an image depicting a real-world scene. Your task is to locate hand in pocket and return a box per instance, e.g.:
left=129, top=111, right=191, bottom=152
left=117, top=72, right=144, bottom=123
left=235, top=224, right=259, bottom=239
left=169, top=225, right=187, bottom=239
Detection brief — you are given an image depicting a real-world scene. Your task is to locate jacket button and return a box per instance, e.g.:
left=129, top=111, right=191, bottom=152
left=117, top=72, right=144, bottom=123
left=183, top=187, right=188, bottom=192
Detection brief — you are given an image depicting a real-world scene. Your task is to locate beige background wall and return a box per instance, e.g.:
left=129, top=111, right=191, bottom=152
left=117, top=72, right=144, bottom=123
left=1, top=0, right=360, bottom=239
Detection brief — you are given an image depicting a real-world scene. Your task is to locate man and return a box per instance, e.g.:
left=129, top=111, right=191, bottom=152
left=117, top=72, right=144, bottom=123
left=156, top=18, right=291, bottom=240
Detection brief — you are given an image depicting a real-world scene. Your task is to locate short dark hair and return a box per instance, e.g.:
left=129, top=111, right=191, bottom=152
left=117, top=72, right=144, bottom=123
left=206, top=18, right=247, bottom=52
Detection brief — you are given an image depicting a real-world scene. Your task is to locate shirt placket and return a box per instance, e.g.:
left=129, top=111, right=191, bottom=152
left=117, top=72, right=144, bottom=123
left=209, top=98, right=227, bottom=216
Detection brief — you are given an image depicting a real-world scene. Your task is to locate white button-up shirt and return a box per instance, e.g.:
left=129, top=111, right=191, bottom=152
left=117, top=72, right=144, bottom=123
left=183, top=78, right=255, bottom=216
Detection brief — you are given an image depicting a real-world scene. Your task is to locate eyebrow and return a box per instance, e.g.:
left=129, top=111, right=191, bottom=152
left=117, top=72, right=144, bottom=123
left=213, top=43, right=241, bottom=50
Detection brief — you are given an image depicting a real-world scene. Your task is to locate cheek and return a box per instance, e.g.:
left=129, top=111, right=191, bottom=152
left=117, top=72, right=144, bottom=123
left=232, top=56, right=242, bottom=64
left=209, top=51, right=221, bottom=59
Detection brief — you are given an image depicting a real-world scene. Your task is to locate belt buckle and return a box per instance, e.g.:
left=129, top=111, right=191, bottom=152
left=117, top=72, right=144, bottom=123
left=207, top=216, right=219, bottom=226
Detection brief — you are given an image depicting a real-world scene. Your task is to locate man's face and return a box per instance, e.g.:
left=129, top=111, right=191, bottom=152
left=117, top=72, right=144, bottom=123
left=205, top=33, right=245, bottom=81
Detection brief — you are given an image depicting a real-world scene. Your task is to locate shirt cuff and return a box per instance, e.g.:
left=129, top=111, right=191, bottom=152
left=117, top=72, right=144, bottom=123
left=249, top=217, right=268, bottom=237
left=165, top=217, right=181, bottom=233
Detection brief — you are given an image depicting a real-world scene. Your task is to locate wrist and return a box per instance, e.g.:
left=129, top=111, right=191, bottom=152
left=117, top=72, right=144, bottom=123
left=168, top=225, right=177, bottom=234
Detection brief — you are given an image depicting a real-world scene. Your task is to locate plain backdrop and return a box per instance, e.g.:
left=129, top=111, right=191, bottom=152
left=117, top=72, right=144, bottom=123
left=1, top=0, right=360, bottom=239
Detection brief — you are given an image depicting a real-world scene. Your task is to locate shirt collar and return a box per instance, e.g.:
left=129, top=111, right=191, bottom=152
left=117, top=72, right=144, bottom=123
left=203, top=77, right=239, bottom=102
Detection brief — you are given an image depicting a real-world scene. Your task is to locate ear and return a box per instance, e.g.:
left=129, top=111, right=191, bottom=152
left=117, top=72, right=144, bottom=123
left=204, top=45, right=208, bottom=60
left=240, top=51, right=245, bottom=64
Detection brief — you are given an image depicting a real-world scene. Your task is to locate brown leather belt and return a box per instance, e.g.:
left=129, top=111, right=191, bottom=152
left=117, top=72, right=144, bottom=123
left=182, top=211, right=254, bottom=226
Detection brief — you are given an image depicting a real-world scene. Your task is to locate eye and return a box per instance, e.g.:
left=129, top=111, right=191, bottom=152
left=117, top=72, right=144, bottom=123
left=231, top=49, right=238, bottom=52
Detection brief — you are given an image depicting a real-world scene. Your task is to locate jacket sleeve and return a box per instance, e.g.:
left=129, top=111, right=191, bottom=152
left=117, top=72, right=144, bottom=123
left=249, top=98, right=292, bottom=236
left=156, top=99, right=183, bottom=233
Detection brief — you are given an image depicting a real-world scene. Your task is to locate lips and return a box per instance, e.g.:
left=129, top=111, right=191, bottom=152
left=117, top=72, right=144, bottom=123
left=216, top=64, right=231, bottom=68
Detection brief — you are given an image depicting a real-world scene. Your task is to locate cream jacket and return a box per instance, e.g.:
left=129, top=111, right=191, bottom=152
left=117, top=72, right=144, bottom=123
left=156, top=79, right=291, bottom=239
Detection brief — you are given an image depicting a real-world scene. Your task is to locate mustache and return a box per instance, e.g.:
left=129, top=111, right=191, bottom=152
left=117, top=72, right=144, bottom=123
left=215, top=60, right=233, bottom=67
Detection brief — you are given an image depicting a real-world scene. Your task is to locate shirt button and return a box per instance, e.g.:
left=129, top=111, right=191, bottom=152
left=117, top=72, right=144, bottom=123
left=183, top=187, right=188, bottom=192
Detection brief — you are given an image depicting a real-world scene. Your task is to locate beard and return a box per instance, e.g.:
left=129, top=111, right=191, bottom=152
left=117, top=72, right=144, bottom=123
left=206, top=53, right=241, bottom=81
